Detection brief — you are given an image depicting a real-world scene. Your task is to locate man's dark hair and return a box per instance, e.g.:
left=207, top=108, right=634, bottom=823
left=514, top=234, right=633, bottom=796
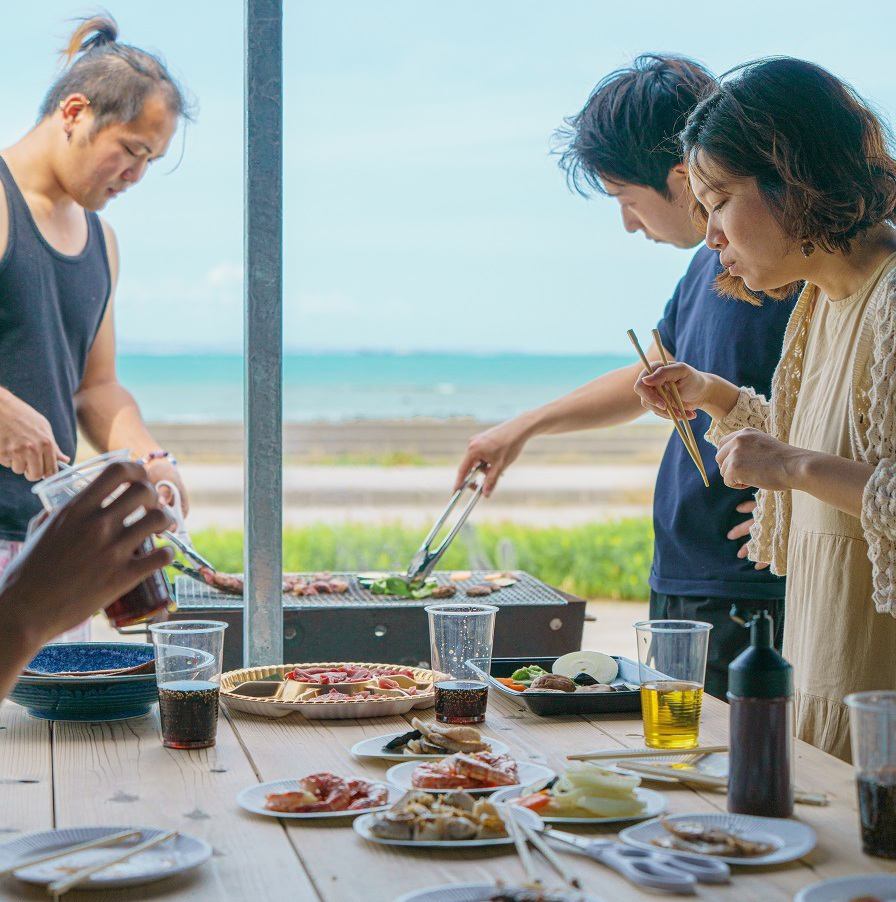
left=555, top=54, right=716, bottom=198
left=39, top=14, right=194, bottom=131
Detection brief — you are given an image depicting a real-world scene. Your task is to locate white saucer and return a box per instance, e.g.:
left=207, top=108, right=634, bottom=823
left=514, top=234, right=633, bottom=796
left=0, top=826, right=211, bottom=890
left=395, top=883, right=600, bottom=901
left=237, top=777, right=399, bottom=819
left=620, top=813, right=816, bottom=866
left=491, top=784, right=666, bottom=824
left=354, top=805, right=544, bottom=849
left=350, top=731, right=510, bottom=761
left=795, top=873, right=896, bottom=902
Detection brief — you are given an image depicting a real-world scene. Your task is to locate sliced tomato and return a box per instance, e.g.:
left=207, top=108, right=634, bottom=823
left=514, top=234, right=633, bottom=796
left=515, top=792, right=552, bottom=811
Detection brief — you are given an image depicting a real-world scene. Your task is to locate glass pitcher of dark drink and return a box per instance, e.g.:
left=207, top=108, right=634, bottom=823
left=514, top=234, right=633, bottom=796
left=32, top=451, right=175, bottom=627
left=846, top=691, right=896, bottom=858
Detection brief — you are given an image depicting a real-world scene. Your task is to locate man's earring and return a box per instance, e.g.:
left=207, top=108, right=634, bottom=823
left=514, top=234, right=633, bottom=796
left=801, top=240, right=815, bottom=258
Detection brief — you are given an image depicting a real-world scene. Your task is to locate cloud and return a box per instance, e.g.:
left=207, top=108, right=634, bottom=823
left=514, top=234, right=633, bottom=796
left=206, top=262, right=243, bottom=288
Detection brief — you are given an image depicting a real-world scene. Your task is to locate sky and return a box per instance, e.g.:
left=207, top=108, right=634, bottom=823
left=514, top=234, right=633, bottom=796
left=3, top=1, right=895, bottom=355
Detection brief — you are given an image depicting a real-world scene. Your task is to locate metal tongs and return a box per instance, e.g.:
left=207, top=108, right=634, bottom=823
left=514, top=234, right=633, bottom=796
left=154, top=479, right=216, bottom=573
left=55, top=461, right=216, bottom=574
left=406, top=464, right=486, bottom=586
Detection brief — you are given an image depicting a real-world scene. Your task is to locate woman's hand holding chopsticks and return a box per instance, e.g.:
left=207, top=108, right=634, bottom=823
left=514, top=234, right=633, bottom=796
left=634, top=361, right=741, bottom=422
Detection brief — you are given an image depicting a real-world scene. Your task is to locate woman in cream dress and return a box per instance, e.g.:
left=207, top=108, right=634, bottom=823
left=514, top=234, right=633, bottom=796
left=636, top=58, right=896, bottom=761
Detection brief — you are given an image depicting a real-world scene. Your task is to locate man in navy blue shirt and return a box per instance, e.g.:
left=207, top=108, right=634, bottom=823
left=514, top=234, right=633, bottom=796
left=454, top=55, right=796, bottom=698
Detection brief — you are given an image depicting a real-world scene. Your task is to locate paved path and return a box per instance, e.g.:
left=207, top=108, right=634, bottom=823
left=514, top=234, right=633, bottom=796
left=177, top=462, right=655, bottom=528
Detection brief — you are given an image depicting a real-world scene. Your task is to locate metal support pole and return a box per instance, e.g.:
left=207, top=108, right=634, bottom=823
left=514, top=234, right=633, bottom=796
left=243, top=0, right=283, bottom=665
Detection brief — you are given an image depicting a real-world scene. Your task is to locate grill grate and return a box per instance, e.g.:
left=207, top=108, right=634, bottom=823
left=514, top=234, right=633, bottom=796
left=174, top=570, right=568, bottom=610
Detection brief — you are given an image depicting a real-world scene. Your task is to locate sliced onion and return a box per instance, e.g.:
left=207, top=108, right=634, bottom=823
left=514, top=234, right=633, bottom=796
left=552, top=650, right=619, bottom=684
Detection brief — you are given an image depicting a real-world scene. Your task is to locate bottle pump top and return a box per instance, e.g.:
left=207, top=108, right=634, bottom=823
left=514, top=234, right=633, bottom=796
left=728, top=610, right=792, bottom=699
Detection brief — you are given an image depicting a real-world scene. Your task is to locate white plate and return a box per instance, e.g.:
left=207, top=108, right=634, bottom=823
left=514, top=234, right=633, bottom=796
left=0, top=826, right=211, bottom=890
left=610, top=752, right=729, bottom=783
left=237, top=778, right=399, bottom=819
left=795, top=873, right=896, bottom=902
left=386, top=759, right=554, bottom=795
left=490, top=784, right=666, bottom=824
left=395, top=883, right=600, bottom=902
left=619, top=813, right=816, bottom=866
left=354, top=805, right=544, bottom=849
left=350, top=732, right=511, bottom=761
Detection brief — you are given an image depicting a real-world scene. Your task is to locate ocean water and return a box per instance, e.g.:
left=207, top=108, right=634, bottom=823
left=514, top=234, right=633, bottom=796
left=118, top=352, right=631, bottom=422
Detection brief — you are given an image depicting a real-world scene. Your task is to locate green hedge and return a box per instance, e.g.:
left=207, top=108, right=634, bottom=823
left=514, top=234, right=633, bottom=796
left=185, top=518, right=653, bottom=601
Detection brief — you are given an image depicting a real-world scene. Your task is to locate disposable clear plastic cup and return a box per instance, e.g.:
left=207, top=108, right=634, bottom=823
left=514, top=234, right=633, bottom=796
left=846, top=691, right=896, bottom=858
left=149, top=620, right=227, bottom=750
left=30, top=449, right=173, bottom=628
left=31, top=450, right=131, bottom=512
left=426, top=603, right=497, bottom=724
left=635, top=619, right=712, bottom=749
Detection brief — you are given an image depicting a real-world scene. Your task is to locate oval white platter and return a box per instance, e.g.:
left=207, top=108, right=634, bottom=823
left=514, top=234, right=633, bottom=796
left=353, top=805, right=544, bottom=849
left=0, top=826, right=211, bottom=890
left=350, top=732, right=511, bottom=762
left=490, top=784, right=666, bottom=824
left=386, top=760, right=554, bottom=795
left=619, top=813, right=816, bottom=866
left=237, top=778, right=399, bottom=819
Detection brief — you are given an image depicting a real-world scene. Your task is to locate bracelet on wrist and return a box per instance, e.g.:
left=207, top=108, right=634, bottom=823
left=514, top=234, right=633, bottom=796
left=138, top=449, right=178, bottom=467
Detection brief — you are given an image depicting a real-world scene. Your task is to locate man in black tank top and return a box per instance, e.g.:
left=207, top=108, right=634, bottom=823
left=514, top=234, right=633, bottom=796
left=0, top=17, right=193, bottom=546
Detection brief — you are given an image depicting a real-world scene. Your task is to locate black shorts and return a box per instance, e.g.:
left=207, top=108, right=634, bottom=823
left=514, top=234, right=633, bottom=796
left=648, top=591, right=785, bottom=701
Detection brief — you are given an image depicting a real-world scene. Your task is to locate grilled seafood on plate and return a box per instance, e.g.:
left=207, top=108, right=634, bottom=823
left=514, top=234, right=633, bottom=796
left=412, top=751, right=519, bottom=790
left=385, top=718, right=491, bottom=756
left=368, top=791, right=507, bottom=841
left=649, top=816, right=778, bottom=857
left=265, top=772, right=387, bottom=813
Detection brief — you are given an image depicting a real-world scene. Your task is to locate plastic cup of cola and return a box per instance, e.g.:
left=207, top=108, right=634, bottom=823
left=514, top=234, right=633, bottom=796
left=426, top=603, right=497, bottom=724
left=150, top=620, right=227, bottom=750
left=846, top=691, right=896, bottom=859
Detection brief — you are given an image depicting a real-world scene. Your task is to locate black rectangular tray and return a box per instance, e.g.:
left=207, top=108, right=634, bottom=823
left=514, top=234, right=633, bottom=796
left=469, top=655, right=643, bottom=716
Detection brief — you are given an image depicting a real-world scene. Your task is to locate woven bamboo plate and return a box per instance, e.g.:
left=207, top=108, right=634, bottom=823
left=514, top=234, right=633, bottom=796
left=220, top=662, right=443, bottom=720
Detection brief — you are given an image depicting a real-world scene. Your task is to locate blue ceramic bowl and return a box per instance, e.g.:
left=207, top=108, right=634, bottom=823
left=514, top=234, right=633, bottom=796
left=24, top=642, right=155, bottom=676
left=10, top=643, right=158, bottom=721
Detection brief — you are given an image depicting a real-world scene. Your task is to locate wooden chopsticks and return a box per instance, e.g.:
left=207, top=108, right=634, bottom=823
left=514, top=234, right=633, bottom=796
left=0, top=830, right=141, bottom=879
left=567, top=744, right=728, bottom=762
left=627, top=328, right=709, bottom=487
left=47, top=829, right=179, bottom=896
left=501, top=806, right=581, bottom=891
left=621, top=761, right=830, bottom=806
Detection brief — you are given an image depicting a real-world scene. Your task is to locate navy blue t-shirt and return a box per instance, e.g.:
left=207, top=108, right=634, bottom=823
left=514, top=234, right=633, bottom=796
left=652, top=245, right=795, bottom=599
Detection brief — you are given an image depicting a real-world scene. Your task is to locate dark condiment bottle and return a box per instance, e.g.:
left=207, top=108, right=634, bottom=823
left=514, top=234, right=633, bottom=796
left=727, top=609, right=794, bottom=818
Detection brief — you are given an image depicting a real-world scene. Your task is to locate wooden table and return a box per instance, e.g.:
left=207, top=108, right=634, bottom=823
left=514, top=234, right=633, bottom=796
left=1, top=690, right=893, bottom=901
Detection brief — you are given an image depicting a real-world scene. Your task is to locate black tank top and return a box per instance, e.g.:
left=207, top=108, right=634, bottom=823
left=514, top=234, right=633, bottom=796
left=0, top=157, right=111, bottom=540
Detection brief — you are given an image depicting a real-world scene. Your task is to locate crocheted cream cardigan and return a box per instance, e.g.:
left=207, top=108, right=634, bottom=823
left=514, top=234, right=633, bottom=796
left=706, top=266, right=896, bottom=616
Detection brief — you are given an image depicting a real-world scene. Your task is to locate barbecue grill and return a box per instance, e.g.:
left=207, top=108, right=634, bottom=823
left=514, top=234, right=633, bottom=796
left=170, top=571, right=585, bottom=669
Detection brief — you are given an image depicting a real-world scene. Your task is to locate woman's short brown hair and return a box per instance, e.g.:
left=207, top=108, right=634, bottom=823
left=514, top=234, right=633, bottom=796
left=681, top=57, right=896, bottom=303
